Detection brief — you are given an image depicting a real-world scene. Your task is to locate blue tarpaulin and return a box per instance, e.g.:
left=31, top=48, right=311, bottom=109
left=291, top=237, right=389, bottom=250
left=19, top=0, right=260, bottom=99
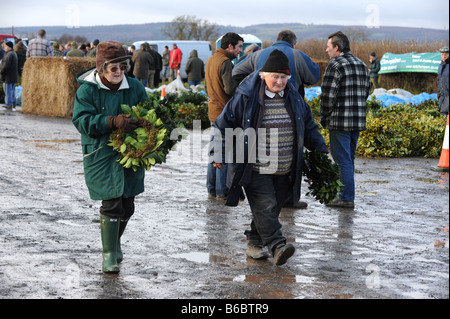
left=304, top=86, right=437, bottom=107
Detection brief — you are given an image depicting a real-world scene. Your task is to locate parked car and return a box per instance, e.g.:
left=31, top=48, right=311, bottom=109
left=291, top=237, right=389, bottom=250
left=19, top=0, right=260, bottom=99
left=0, top=34, right=18, bottom=45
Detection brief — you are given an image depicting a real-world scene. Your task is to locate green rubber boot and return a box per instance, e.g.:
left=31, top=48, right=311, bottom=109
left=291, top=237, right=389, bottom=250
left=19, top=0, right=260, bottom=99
left=117, top=219, right=128, bottom=264
left=100, top=215, right=120, bottom=274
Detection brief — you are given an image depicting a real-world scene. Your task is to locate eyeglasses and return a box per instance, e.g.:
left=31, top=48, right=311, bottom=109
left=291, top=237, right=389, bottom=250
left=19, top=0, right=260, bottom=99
left=106, top=63, right=128, bottom=73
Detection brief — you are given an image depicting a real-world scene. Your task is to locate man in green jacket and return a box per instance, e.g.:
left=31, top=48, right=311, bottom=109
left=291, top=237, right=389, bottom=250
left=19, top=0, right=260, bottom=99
left=72, top=41, right=148, bottom=274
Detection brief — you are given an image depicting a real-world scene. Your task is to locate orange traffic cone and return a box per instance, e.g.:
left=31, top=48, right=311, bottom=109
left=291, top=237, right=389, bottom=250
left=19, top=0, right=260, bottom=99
left=432, top=114, right=449, bottom=172
left=160, top=87, right=166, bottom=100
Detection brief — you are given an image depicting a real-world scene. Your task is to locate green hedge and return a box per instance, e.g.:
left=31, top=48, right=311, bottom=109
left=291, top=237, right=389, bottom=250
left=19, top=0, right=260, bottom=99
left=308, top=97, right=446, bottom=158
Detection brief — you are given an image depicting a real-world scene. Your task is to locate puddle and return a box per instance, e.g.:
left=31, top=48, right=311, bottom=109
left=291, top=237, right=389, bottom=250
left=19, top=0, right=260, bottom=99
left=22, top=139, right=79, bottom=143
left=359, top=180, right=389, bottom=184
left=416, top=177, right=439, bottom=184
left=171, top=252, right=211, bottom=263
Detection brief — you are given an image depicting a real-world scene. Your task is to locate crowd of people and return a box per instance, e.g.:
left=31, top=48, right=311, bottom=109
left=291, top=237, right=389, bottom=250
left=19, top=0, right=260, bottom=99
left=0, top=29, right=207, bottom=110
left=2, top=27, right=448, bottom=273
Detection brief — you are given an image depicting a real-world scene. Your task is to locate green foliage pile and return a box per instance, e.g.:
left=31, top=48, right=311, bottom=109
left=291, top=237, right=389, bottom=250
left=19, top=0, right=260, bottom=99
left=308, top=97, right=446, bottom=158
left=146, top=91, right=210, bottom=129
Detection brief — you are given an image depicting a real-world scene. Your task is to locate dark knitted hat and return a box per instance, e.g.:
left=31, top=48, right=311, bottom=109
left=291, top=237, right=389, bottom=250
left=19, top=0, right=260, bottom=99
left=96, top=41, right=130, bottom=72
left=261, top=49, right=290, bottom=75
left=4, top=41, right=13, bottom=49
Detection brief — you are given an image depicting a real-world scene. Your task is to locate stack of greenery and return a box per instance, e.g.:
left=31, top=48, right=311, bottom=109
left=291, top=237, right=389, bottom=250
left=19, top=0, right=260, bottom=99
left=308, top=96, right=446, bottom=158
left=148, top=90, right=210, bottom=130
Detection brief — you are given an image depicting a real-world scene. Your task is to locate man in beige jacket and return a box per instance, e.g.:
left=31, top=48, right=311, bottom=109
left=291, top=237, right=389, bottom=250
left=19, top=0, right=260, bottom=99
left=205, top=32, right=243, bottom=199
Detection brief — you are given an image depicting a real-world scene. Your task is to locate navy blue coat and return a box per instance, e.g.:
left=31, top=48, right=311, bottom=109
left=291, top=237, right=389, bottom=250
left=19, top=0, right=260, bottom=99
left=211, top=70, right=328, bottom=206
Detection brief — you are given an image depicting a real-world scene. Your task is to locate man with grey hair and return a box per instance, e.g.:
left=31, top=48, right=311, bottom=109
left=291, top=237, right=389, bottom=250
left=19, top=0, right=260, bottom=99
left=26, top=29, right=54, bottom=57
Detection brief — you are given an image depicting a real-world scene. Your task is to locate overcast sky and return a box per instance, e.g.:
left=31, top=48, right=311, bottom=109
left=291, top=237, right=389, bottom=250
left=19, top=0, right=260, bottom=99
left=1, top=0, right=449, bottom=30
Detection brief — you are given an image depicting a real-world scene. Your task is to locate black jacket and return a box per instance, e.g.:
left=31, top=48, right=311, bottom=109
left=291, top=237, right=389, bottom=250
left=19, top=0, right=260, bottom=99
left=0, top=50, right=18, bottom=84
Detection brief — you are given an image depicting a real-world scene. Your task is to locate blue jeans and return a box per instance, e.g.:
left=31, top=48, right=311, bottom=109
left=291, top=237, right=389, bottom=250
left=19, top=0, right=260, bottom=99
left=188, top=80, right=201, bottom=88
left=244, top=172, right=290, bottom=253
left=207, top=123, right=229, bottom=197
left=161, top=66, right=169, bottom=80
left=329, top=130, right=360, bottom=201
left=137, top=78, right=147, bottom=87
left=206, top=162, right=228, bottom=197
left=3, top=82, right=16, bottom=107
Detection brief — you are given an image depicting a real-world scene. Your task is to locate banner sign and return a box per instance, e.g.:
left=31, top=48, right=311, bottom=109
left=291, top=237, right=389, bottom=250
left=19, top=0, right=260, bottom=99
left=379, top=52, right=441, bottom=74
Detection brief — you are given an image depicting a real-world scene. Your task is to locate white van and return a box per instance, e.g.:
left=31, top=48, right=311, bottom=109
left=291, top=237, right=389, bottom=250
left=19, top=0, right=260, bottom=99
left=132, top=40, right=212, bottom=80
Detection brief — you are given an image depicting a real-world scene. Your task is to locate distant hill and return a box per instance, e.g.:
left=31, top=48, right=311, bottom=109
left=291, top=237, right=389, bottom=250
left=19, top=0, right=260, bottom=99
left=2, top=23, right=448, bottom=44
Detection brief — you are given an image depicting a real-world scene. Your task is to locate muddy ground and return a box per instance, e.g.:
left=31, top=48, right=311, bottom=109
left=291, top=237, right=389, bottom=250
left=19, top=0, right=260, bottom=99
left=0, top=107, right=448, bottom=302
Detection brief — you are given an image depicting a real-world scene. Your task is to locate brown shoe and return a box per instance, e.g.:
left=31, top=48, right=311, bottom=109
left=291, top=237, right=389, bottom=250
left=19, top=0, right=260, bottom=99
left=246, top=244, right=269, bottom=260
left=273, top=244, right=295, bottom=266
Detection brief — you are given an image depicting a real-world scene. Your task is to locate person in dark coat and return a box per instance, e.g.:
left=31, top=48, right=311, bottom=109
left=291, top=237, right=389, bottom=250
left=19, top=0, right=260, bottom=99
left=438, top=46, right=449, bottom=116
left=0, top=41, right=18, bottom=110
left=368, top=52, right=381, bottom=90
left=14, top=40, right=27, bottom=76
left=211, top=50, right=328, bottom=266
left=185, top=49, right=204, bottom=89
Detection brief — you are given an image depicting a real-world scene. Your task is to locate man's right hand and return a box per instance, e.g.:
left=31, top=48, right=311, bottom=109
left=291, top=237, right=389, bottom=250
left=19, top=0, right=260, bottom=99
left=213, top=162, right=224, bottom=169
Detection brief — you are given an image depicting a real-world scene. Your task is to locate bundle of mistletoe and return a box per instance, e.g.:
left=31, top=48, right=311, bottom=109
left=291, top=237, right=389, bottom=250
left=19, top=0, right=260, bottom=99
left=302, top=150, right=343, bottom=204
left=108, top=104, right=168, bottom=172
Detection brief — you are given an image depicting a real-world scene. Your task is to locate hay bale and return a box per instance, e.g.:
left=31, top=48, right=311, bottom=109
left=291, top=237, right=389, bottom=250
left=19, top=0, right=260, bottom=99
left=21, top=57, right=96, bottom=118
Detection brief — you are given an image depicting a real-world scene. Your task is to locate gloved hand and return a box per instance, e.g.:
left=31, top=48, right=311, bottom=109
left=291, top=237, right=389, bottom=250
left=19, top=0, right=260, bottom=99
left=108, top=114, right=138, bottom=132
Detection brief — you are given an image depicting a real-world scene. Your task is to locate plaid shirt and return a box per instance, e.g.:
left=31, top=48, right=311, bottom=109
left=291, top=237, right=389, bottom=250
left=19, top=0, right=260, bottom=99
left=320, top=52, right=370, bottom=131
left=26, top=37, right=54, bottom=57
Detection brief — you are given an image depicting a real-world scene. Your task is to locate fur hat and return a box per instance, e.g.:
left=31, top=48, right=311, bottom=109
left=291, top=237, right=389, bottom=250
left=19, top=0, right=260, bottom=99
left=260, top=49, right=290, bottom=75
left=96, top=40, right=130, bottom=72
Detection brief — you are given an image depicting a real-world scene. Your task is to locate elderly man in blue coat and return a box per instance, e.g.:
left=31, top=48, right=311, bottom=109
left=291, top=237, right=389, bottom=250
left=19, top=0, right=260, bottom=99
left=211, top=50, right=328, bottom=266
left=232, top=30, right=320, bottom=209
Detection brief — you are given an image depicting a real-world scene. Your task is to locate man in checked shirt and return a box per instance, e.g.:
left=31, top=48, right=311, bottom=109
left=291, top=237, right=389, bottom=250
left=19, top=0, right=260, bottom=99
left=26, top=29, right=54, bottom=58
left=320, top=31, right=371, bottom=209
